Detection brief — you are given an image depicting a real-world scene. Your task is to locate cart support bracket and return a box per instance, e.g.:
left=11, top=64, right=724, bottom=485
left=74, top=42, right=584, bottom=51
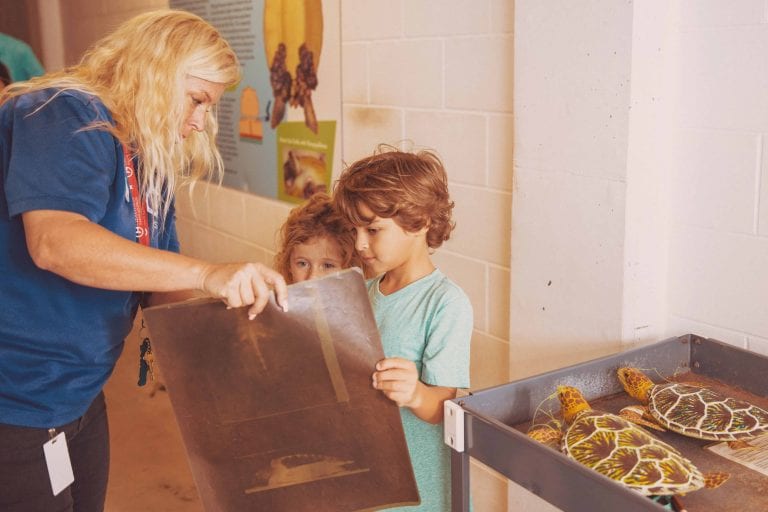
left=444, top=400, right=465, bottom=452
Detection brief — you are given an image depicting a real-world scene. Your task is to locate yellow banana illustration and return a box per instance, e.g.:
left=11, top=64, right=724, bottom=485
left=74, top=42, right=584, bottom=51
left=264, top=0, right=323, bottom=133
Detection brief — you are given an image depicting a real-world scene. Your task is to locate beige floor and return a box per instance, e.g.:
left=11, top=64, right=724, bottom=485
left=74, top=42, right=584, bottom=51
left=103, top=320, right=203, bottom=512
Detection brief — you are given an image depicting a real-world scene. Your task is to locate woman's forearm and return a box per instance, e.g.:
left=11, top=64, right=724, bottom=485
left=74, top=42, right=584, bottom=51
left=22, top=209, right=288, bottom=315
left=23, top=209, right=210, bottom=292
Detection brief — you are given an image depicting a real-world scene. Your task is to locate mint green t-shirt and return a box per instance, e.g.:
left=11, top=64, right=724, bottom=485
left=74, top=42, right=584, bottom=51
left=367, top=269, right=472, bottom=511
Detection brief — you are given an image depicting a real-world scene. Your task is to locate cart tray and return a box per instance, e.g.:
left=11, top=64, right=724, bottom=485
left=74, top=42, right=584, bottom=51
left=451, top=335, right=768, bottom=512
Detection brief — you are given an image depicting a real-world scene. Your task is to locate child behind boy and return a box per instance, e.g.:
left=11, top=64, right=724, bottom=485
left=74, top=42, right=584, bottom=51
left=275, top=192, right=360, bottom=284
left=333, top=146, right=473, bottom=511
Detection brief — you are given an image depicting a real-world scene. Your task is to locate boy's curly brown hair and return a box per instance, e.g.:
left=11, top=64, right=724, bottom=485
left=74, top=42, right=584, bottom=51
left=274, top=192, right=360, bottom=283
left=333, top=145, right=455, bottom=249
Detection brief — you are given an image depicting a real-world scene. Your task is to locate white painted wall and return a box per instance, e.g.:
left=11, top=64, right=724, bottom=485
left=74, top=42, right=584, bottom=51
left=36, top=0, right=65, bottom=71
left=665, top=0, right=768, bottom=356
left=620, top=0, right=768, bottom=358
left=56, top=0, right=168, bottom=65
left=621, top=1, right=678, bottom=349
left=511, top=0, right=632, bottom=381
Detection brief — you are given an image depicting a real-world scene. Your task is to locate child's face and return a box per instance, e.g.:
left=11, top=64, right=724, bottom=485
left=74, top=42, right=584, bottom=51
left=289, top=236, right=346, bottom=282
left=353, top=203, right=426, bottom=276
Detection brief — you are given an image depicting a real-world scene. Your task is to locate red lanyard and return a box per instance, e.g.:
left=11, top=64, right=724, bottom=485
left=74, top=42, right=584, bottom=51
left=122, top=144, right=150, bottom=246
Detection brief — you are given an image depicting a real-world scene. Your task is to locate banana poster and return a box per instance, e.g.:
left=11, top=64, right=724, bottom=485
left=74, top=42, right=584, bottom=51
left=170, top=0, right=341, bottom=204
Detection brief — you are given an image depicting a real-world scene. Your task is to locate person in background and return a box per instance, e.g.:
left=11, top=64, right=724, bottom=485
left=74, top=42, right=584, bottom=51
left=0, top=60, right=10, bottom=89
left=0, top=31, right=44, bottom=82
left=333, top=146, right=473, bottom=511
left=0, top=10, right=287, bottom=512
left=274, top=191, right=361, bottom=283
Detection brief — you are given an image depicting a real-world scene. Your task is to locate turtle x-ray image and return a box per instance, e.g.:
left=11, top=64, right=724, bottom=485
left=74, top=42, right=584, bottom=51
left=143, top=269, right=419, bottom=512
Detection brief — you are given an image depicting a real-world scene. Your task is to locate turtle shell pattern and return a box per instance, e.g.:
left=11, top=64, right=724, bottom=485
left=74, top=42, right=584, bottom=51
left=563, top=410, right=704, bottom=496
left=648, top=383, right=768, bottom=441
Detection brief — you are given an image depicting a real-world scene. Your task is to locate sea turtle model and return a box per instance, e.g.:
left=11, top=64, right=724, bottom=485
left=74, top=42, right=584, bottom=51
left=529, top=385, right=728, bottom=496
left=617, top=367, right=768, bottom=449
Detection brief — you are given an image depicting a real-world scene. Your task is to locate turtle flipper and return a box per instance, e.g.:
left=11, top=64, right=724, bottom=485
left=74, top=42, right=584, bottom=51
left=703, top=471, right=730, bottom=489
left=528, top=424, right=562, bottom=449
left=727, top=440, right=754, bottom=450
left=620, top=405, right=666, bottom=432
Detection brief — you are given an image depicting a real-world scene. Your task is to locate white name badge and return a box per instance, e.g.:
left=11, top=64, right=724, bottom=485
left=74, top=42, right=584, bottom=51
left=43, top=431, right=75, bottom=496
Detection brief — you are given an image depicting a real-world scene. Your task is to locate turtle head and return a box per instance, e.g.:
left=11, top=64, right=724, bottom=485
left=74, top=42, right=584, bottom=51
left=557, top=385, right=591, bottom=424
left=617, top=367, right=653, bottom=404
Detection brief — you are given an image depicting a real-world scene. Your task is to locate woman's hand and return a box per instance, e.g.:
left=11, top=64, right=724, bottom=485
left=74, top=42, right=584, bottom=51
left=198, top=262, right=288, bottom=318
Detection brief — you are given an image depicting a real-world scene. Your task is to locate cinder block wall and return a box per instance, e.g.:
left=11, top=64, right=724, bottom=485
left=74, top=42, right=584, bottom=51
left=56, top=0, right=168, bottom=64
left=340, top=0, right=514, bottom=393
left=664, top=2, right=768, bottom=355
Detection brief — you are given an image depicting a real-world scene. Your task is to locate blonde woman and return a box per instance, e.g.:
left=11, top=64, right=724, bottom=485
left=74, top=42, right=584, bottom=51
left=0, top=10, right=286, bottom=511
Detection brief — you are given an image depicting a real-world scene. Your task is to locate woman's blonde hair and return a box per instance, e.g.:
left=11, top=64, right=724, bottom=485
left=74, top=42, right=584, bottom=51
left=0, top=9, right=241, bottom=220
left=274, top=192, right=360, bottom=284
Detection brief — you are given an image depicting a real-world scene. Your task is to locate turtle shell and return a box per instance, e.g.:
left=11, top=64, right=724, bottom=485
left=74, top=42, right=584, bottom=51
left=649, top=383, right=768, bottom=441
left=563, top=410, right=705, bottom=495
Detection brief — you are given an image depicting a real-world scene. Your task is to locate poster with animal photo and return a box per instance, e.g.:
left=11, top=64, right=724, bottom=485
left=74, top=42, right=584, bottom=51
left=169, top=0, right=341, bottom=201
left=142, top=270, right=419, bottom=512
left=277, top=120, right=335, bottom=203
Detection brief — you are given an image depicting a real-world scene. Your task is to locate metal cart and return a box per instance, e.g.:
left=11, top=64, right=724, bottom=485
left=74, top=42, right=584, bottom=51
left=444, top=334, right=768, bottom=512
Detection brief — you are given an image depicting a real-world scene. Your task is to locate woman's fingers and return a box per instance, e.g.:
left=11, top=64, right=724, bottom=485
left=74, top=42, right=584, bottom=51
left=238, top=273, right=256, bottom=310
left=258, top=266, right=289, bottom=312
left=246, top=271, right=271, bottom=319
left=201, top=262, right=288, bottom=317
left=268, top=272, right=289, bottom=312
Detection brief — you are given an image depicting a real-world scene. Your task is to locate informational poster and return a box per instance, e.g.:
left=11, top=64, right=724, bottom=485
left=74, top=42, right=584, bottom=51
left=707, top=433, right=768, bottom=477
left=143, top=270, right=420, bottom=512
left=170, top=0, right=341, bottom=204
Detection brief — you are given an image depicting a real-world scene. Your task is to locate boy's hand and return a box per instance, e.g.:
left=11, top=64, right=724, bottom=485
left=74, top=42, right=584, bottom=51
left=373, top=357, right=458, bottom=424
left=372, top=357, right=422, bottom=408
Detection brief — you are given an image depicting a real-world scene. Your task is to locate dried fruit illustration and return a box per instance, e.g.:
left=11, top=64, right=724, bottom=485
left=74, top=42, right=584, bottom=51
left=264, top=0, right=323, bottom=133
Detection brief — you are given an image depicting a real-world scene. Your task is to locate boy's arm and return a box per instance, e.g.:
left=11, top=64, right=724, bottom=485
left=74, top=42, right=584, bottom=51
left=373, top=357, right=457, bottom=424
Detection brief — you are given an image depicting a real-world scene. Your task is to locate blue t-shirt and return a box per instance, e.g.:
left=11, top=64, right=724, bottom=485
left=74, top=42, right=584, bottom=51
left=367, top=269, right=472, bottom=511
left=0, top=88, right=179, bottom=427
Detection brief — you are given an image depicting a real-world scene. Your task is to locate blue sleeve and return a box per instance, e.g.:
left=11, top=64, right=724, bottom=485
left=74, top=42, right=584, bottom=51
left=162, top=200, right=181, bottom=253
left=5, top=92, right=118, bottom=221
left=421, top=291, right=473, bottom=389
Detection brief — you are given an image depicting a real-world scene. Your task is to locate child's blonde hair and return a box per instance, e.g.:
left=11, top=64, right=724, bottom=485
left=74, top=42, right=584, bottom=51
left=274, top=192, right=360, bottom=283
left=333, top=145, right=455, bottom=249
left=0, top=9, right=241, bottom=222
